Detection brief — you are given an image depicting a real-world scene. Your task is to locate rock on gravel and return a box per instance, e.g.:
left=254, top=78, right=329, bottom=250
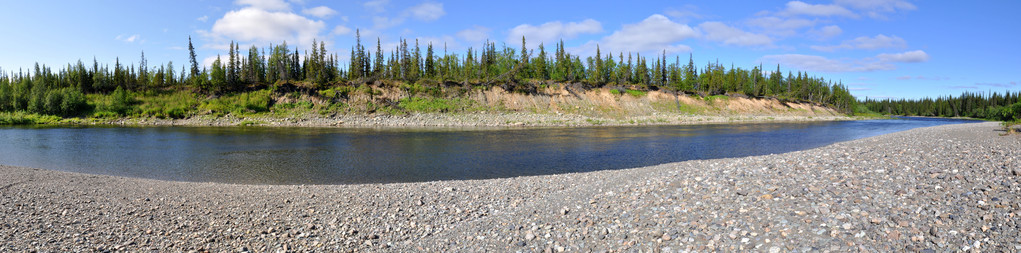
left=1, top=122, right=1019, bottom=252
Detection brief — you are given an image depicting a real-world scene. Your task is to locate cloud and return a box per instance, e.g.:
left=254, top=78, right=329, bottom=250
left=368, top=1, right=444, bottom=31
left=810, top=34, right=907, bottom=51
left=697, top=21, right=772, bottom=47
left=457, top=26, right=490, bottom=43
left=915, top=76, right=950, bottom=81
left=197, top=16, right=209, bottom=22
left=948, top=85, right=978, bottom=89
left=746, top=16, right=815, bottom=37
left=235, top=0, right=290, bottom=11
left=116, top=34, right=141, bottom=43
left=202, top=55, right=221, bottom=69
left=332, top=25, right=352, bottom=35
left=974, top=82, right=1018, bottom=88
left=809, top=25, right=842, bottom=40
left=597, top=14, right=697, bottom=54
left=408, top=2, right=444, bottom=21
left=760, top=50, right=929, bottom=73
left=782, top=1, right=858, bottom=18
left=372, top=16, right=404, bottom=30
left=896, top=76, right=911, bottom=80
left=203, top=7, right=325, bottom=49
left=759, top=54, right=894, bottom=72
left=835, top=0, right=916, bottom=19
left=877, top=50, right=929, bottom=63
left=302, top=6, right=337, bottom=18
left=507, top=19, right=602, bottom=45
left=363, top=0, right=388, bottom=12
left=416, top=35, right=459, bottom=50
left=664, top=4, right=703, bottom=22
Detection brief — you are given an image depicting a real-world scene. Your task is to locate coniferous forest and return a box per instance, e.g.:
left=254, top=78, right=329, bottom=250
left=863, top=91, right=1021, bottom=122
left=0, top=32, right=919, bottom=124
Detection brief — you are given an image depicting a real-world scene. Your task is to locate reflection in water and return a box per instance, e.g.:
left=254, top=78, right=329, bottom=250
left=0, top=117, right=975, bottom=184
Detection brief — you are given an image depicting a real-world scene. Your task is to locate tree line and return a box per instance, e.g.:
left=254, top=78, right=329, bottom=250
left=863, top=91, right=1021, bottom=121
left=0, top=32, right=858, bottom=117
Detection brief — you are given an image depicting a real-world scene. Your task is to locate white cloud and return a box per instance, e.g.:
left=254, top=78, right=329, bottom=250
left=364, top=0, right=389, bottom=12
left=759, top=54, right=894, bottom=72
left=598, top=14, right=697, bottom=54
left=457, top=26, right=490, bottom=43
left=809, top=25, right=842, bottom=40
left=760, top=50, right=929, bottom=73
left=781, top=1, right=858, bottom=18
left=877, top=50, right=930, bottom=63
left=197, top=16, right=209, bottom=22
left=664, top=4, right=703, bottom=22
left=116, top=34, right=141, bottom=43
left=746, top=16, right=815, bottom=37
left=202, top=55, right=221, bottom=69
left=332, top=25, right=352, bottom=35
left=204, top=7, right=325, bottom=49
left=302, top=6, right=337, bottom=19
left=372, top=16, right=403, bottom=30
left=810, top=34, right=907, bottom=51
left=416, top=35, right=459, bottom=50
left=408, top=2, right=444, bottom=21
left=835, top=0, right=916, bottom=19
left=697, top=21, right=772, bottom=47
left=507, top=19, right=602, bottom=45
left=368, top=1, right=445, bottom=31
left=235, top=0, right=290, bottom=11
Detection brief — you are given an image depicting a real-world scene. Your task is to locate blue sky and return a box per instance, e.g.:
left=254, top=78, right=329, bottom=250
left=1, top=0, right=1018, bottom=100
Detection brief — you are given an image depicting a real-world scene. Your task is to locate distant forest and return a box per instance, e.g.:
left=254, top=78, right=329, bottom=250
left=863, top=91, right=1021, bottom=122
left=0, top=31, right=990, bottom=121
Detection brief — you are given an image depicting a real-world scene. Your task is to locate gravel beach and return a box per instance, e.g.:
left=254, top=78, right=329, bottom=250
left=2, top=122, right=1019, bottom=252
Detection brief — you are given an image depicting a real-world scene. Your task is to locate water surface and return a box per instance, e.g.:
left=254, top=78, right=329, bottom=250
left=0, top=117, right=975, bottom=184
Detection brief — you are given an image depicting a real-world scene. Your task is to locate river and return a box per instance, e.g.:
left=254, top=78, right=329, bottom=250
left=0, top=117, right=976, bottom=184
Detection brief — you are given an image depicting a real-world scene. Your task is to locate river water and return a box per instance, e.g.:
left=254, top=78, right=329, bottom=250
left=0, top=117, right=975, bottom=184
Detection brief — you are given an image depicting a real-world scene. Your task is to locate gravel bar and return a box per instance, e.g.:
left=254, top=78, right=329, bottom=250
left=2, top=122, right=1019, bottom=252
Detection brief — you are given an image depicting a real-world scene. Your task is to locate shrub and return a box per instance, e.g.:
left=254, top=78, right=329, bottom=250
left=625, top=89, right=647, bottom=97
left=399, top=97, right=456, bottom=113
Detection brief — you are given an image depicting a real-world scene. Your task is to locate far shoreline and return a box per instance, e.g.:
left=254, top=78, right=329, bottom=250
left=30, top=112, right=877, bottom=129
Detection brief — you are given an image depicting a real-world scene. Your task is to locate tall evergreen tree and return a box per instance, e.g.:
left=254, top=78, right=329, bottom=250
left=188, top=36, right=199, bottom=79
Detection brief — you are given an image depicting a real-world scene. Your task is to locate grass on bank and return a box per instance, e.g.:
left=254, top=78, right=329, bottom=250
left=0, top=111, right=63, bottom=125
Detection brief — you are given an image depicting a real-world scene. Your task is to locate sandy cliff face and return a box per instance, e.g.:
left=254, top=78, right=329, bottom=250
left=468, top=86, right=841, bottom=118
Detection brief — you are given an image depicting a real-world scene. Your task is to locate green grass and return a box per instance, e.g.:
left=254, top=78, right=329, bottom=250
left=0, top=111, right=63, bottom=125
left=398, top=97, right=479, bottom=113
left=609, top=89, right=622, bottom=95
left=652, top=101, right=702, bottom=114
left=625, top=89, right=647, bottom=97
left=1003, top=120, right=1020, bottom=135
left=198, top=89, right=273, bottom=116
left=238, top=120, right=264, bottom=126
left=703, top=95, right=729, bottom=104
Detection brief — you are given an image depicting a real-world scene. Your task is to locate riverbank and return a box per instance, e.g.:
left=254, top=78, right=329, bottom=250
left=6, top=86, right=867, bottom=128
left=94, top=112, right=860, bottom=128
left=2, top=122, right=1018, bottom=251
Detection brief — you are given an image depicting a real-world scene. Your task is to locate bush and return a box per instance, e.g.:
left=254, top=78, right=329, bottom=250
left=399, top=97, right=457, bottom=113
left=199, top=89, right=273, bottom=116
left=109, top=86, right=135, bottom=116
left=625, top=89, right=647, bottom=97
left=0, top=112, right=62, bottom=125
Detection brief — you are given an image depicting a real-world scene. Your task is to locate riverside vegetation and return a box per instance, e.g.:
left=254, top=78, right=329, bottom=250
left=0, top=33, right=863, bottom=126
